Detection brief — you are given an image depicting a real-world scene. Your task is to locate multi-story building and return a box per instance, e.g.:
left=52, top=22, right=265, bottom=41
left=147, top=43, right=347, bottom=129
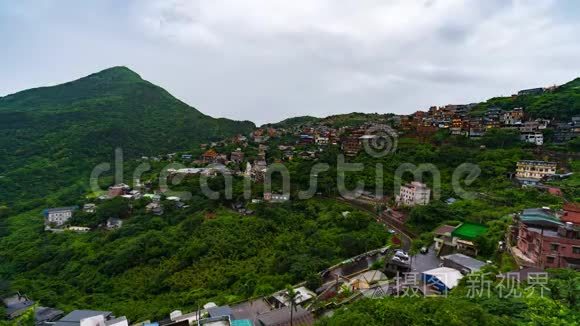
left=514, top=205, right=580, bottom=270
left=520, top=132, right=544, bottom=146
left=43, top=207, right=77, bottom=228
left=501, top=107, right=524, bottom=126
left=396, top=182, right=431, bottom=206
left=516, top=160, right=557, bottom=185
left=484, top=119, right=501, bottom=129
left=484, top=107, right=502, bottom=128
left=341, top=137, right=361, bottom=156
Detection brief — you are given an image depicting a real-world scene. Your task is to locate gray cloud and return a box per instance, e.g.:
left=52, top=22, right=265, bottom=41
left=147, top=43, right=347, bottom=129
left=1, top=0, right=580, bottom=124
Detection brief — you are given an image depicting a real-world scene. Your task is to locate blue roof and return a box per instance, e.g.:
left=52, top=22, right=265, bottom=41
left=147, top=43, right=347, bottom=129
left=232, top=320, right=253, bottom=326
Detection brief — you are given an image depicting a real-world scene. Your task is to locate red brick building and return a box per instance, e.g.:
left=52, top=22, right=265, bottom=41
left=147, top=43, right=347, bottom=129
left=514, top=206, right=580, bottom=270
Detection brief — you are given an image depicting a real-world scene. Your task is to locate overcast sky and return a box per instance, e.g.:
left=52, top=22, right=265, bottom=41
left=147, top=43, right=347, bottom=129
left=1, top=0, right=579, bottom=125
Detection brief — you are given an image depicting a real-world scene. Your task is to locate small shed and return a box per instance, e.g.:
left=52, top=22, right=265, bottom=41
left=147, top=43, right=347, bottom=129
left=422, top=267, right=463, bottom=293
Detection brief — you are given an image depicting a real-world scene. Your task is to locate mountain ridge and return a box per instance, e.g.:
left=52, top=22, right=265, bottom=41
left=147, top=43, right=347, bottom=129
left=0, top=66, right=255, bottom=207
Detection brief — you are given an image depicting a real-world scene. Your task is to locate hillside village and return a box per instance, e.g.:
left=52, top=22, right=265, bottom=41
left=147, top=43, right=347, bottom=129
left=7, top=84, right=578, bottom=326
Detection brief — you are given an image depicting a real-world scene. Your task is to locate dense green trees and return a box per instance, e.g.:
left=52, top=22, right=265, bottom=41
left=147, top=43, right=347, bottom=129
left=481, top=129, right=522, bottom=149
left=0, top=199, right=389, bottom=321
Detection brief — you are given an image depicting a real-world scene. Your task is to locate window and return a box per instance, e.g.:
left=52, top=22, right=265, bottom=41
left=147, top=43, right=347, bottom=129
left=550, top=243, right=559, bottom=251
left=547, top=256, right=555, bottom=263
left=574, top=247, right=580, bottom=255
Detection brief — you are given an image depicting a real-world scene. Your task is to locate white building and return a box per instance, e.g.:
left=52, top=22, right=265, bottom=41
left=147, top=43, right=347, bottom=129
left=44, top=207, right=77, bottom=227
left=396, top=182, right=430, bottom=206
left=520, top=132, right=544, bottom=146
left=315, top=136, right=329, bottom=145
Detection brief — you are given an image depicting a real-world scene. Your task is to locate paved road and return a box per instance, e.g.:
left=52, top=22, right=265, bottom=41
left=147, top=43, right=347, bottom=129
left=410, top=244, right=441, bottom=273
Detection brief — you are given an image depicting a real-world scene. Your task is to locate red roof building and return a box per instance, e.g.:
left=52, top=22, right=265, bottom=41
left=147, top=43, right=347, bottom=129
left=202, top=149, right=218, bottom=163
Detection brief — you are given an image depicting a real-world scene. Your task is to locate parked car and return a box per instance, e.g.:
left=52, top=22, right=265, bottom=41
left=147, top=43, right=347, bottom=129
left=388, top=229, right=396, bottom=234
left=420, top=246, right=429, bottom=254
left=394, top=250, right=409, bottom=260
left=391, top=256, right=409, bottom=265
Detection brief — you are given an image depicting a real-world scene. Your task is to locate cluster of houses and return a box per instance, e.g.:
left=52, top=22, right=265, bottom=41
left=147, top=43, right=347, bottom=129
left=43, top=205, right=124, bottom=233
left=1, top=295, right=129, bottom=326
left=2, top=286, right=318, bottom=326
left=44, top=181, right=178, bottom=232
left=251, top=128, right=278, bottom=143
left=297, top=126, right=337, bottom=146
left=396, top=101, right=579, bottom=145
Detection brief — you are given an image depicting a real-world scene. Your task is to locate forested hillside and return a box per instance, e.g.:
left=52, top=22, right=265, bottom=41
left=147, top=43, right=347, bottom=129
left=0, top=199, right=389, bottom=321
left=0, top=67, right=255, bottom=207
left=472, top=78, right=580, bottom=119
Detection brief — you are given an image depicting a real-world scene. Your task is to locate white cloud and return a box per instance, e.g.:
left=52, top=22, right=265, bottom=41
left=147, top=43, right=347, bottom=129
left=1, top=0, right=580, bottom=124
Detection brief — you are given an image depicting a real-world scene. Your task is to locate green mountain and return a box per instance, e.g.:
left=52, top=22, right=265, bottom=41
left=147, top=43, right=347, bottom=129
left=472, top=78, right=580, bottom=119
left=266, top=113, right=395, bottom=129
left=264, top=115, right=321, bottom=129
left=0, top=66, right=255, bottom=207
